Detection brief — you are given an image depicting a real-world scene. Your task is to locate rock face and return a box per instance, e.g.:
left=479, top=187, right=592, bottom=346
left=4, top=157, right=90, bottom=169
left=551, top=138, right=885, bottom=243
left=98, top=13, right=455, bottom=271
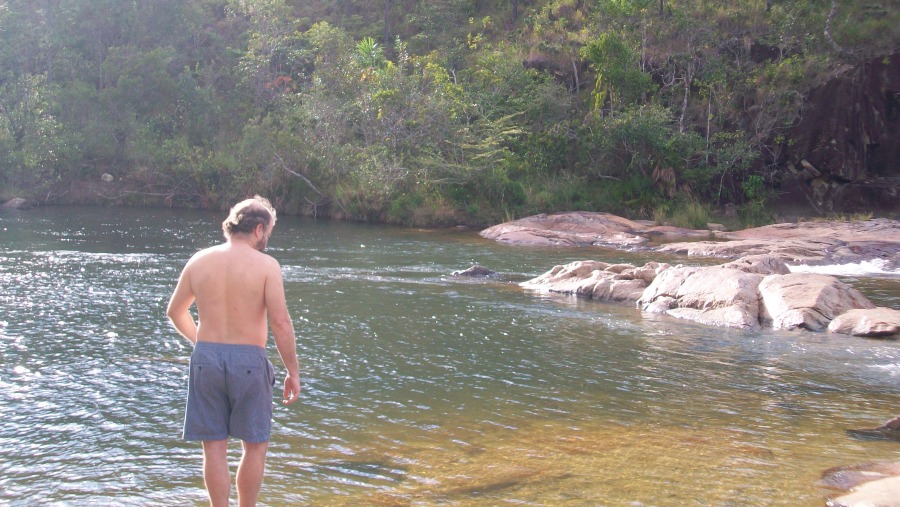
left=828, top=308, right=900, bottom=338
left=778, top=54, right=900, bottom=215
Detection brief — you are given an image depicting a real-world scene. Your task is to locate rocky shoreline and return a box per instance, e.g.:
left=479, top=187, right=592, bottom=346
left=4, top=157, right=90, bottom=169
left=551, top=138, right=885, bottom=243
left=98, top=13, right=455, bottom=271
left=479, top=212, right=900, bottom=507
left=480, top=212, right=899, bottom=338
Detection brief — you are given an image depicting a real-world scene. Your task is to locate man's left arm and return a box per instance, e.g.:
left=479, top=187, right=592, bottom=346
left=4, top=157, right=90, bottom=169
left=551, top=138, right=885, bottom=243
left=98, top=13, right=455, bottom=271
left=265, top=259, right=301, bottom=404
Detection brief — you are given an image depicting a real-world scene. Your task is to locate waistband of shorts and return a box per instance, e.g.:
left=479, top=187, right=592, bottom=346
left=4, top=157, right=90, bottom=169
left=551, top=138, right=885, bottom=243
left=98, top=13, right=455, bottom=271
left=194, top=341, right=266, bottom=354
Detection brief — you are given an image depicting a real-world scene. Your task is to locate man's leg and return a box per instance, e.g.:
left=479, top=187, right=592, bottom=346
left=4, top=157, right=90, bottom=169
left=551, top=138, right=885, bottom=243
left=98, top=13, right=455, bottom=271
left=236, top=440, right=269, bottom=507
left=202, top=439, right=231, bottom=507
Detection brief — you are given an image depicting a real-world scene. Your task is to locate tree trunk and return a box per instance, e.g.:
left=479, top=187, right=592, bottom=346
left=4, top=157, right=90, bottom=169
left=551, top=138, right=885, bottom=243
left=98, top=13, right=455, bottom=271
left=383, top=0, right=392, bottom=46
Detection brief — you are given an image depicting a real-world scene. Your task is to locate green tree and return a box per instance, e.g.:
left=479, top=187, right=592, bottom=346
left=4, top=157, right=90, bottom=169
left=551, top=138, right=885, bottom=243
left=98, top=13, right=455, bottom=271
left=582, top=32, right=653, bottom=116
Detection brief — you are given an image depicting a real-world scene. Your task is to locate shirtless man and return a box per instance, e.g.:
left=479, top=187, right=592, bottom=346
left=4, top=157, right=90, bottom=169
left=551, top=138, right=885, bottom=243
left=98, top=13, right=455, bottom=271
left=167, top=195, right=301, bottom=507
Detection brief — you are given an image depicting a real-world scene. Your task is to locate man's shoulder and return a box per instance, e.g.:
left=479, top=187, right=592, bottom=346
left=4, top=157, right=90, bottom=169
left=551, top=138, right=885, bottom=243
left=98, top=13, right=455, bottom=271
left=188, top=244, right=226, bottom=262
left=255, top=251, right=281, bottom=269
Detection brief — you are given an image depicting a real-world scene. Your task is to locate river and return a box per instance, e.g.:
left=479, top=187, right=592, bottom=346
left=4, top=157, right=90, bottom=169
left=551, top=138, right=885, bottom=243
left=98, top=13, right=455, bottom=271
left=1, top=206, right=898, bottom=506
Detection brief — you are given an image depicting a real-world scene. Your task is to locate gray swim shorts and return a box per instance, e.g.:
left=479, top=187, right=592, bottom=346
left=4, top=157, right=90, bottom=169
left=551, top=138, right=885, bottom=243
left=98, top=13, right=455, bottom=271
left=183, top=341, right=276, bottom=443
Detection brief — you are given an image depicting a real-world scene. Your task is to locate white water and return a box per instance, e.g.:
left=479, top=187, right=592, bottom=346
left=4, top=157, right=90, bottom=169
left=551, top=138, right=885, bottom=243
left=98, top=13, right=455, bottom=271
left=788, top=258, right=900, bottom=277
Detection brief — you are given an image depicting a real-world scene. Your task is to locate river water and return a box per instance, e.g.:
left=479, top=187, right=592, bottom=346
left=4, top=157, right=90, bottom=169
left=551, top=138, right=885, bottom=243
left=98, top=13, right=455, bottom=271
left=1, top=207, right=898, bottom=506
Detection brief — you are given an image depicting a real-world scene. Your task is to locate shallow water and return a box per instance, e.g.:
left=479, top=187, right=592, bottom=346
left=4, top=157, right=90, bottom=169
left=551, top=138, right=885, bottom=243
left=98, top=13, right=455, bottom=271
left=1, top=207, right=898, bottom=506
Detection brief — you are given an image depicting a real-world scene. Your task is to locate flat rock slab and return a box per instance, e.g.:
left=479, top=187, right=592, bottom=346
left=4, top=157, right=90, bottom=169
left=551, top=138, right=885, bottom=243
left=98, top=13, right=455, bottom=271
left=480, top=212, right=651, bottom=247
left=482, top=212, right=900, bottom=268
left=659, top=218, right=900, bottom=267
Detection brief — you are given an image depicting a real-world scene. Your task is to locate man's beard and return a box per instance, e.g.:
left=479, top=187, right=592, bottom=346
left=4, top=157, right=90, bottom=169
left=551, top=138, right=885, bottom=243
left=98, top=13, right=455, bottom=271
left=254, top=237, right=268, bottom=252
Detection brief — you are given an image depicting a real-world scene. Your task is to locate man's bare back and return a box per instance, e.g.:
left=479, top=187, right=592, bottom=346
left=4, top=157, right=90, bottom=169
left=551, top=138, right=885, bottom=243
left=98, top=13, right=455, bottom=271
left=170, top=241, right=283, bottom=347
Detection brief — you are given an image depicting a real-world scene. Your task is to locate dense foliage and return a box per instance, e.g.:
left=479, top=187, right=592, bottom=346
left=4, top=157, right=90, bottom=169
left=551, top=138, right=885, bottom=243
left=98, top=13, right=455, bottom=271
left=1, top=0, right=897, bottom=226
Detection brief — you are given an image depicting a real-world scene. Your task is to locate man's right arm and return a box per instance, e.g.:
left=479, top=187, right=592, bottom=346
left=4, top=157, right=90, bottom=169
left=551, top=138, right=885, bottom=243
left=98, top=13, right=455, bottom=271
left=167, top=266, right=198, bottom=344
left=265, top=260, right=301, bottom=404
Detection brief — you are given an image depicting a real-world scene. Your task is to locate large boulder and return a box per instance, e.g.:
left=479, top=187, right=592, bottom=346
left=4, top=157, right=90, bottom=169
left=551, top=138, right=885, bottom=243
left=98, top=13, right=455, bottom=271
left=758, top=274, right=875, bottom=331
left=638, top=265, right=766, bottom=330
left=828, top=308, right=900, bottom=338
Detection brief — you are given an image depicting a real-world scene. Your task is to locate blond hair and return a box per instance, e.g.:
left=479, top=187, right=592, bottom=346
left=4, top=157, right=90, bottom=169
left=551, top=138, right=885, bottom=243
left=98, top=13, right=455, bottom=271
left=222, top=195, right=277, bottom=239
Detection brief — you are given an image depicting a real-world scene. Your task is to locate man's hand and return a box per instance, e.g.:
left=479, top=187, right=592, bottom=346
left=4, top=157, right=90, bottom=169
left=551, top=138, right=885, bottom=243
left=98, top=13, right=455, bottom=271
left=282, top=375, right=301, bottom=405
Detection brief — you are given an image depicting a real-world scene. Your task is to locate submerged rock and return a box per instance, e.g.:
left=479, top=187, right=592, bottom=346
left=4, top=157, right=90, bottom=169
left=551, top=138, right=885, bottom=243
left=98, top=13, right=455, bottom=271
left=847, top=416, right=900, bottom=441
left=452, top=265, right=497, bottom=277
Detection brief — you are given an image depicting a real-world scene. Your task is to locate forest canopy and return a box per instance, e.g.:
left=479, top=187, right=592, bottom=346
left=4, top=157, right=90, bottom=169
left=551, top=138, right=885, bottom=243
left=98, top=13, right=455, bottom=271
left=1, top=0, right=897, bottom=227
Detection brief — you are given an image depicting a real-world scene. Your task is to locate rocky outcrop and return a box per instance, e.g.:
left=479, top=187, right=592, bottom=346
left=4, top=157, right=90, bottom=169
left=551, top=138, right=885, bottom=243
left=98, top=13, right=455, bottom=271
left=482, top=212, right=900, bottom=270
left=489, top=213, right=897, bottom=335
left=658, top=219, right=900, bottom=269
left=480, top=211, right=651, bottom=248
left=522, top=255, right=893, bottom=335
left=829, top=308, right=900, bottom=338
